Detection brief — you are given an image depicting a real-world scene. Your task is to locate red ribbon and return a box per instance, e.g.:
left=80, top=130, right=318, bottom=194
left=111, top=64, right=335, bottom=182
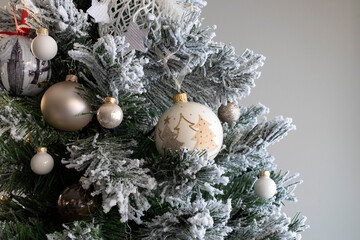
left=0, top=6, right=31, bottom=38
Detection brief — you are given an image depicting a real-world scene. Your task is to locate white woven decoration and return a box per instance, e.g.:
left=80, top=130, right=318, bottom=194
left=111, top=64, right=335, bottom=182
left=99, top=0, right=185, bottom=37
left=87, top=0, right=111, bottom=23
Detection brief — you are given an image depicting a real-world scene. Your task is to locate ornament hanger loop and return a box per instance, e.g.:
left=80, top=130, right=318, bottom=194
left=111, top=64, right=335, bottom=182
left=155, top=45, right=193, bottom=93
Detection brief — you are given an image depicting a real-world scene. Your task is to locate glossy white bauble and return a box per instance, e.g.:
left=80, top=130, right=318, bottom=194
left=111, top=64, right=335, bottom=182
left=30, top=149, right=54, bottom=175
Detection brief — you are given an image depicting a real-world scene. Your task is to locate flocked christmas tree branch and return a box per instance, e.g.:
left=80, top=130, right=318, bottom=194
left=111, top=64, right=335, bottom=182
left=0, top=0, right=308, bottom=239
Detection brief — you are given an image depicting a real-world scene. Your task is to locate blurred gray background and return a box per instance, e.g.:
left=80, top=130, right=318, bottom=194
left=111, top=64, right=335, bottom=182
left=1, top=0, right=359, bottom=239
left=202, top=1, right=360, bottom=239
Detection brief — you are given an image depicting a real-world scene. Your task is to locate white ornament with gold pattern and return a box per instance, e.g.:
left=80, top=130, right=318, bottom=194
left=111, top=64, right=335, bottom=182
left=31, top=28, right=58, bottom=60
left=97, top=97, right=124, bottom=129
left=30, top=147, right=54, bottom=175
left=254, top=171, right=277, bottom=199
left=155, top=93, right=223, bottom=158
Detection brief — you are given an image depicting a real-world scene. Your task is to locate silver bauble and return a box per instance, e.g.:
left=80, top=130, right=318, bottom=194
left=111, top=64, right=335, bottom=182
left=97, top=97, right=123, bottom=129
left=30, top=147, right=54, bottom=175
left=41, top=75, right=93, bottom=131
left=0, top=35, right=51, bottom=96
left=218, top=102, right=241, bottom=124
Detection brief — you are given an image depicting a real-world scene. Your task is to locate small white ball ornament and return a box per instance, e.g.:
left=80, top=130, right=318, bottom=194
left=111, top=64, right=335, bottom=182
left=31, top=28, right=58, bottom=61
left=97, top=97, right=124, bottom=129
left=155, top=93, right=223, bottom=158
left=30, top=147, right=54, bottom=175
left=254, top=171, right=277, bottom=199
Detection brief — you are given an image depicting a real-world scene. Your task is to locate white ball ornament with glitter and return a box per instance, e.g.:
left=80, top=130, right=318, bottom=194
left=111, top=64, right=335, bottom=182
left=254, top=171, right=277, bottom=199
left=31, top=28, right=58, bottom=61
left=155, top=93, right=223, bottom=158
left=97, top=97, right=124, bottom=129
left=30, top=147, right=54, bottom=175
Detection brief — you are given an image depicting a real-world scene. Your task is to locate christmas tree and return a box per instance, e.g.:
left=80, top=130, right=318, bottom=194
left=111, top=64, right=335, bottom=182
left=0, top=0, right=308, bottom=239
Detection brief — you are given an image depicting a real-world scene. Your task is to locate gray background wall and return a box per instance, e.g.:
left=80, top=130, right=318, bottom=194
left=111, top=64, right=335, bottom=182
left=202, top=1, right=360, bottom=239
left=1, top=0, right=359, bottom=239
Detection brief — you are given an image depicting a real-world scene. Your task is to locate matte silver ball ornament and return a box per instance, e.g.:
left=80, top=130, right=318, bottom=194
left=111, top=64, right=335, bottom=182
left=218, top=101, right=241, bottom=124
left=40, top=74, right=93, bottom=131
left=30, top=147, right=54, bottom=175
left=97, top=97, right=123, bottom=129
left=31, top=28, right=58, bottom=61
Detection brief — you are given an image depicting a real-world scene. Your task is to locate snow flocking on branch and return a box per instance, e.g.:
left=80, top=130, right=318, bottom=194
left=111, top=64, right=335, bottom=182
left=155, top=149, right=229, bottom=207
left=68, top=34, right=148, bottom=104
left=62, top=134, right=156, bottom=224
left=20, top=0, right=90, bottom=37
left=144, top=196, right=232, bottom=240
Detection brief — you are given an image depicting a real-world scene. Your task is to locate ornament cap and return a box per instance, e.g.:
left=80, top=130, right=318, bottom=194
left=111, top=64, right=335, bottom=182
left=0, top=195, right=9, bottom=202
left=79, top=176, right=87, bottom=183
left=260, top=170, right=270, bottom=177
left=104, top=97, right=117, bottom=104
left=37, top=147, right=47, bottom=153
left=173, top=93, right=188, bottom=103
left=36, top=28, right=49, bottom=35
left=65, top=74, right=78, bottom=83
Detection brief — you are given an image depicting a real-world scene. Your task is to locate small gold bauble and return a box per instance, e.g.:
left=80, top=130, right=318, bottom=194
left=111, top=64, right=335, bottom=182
left=218, top=102, right=241, bottom=124
left=40, top=75, right=93, bottom=131
left=97, top=97, right=123, bottom=129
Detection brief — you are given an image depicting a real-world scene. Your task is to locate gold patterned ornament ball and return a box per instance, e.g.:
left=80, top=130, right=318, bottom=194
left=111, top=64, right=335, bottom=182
left=57, top=181, right=96, bottom=222
left=40, top=74, right=93, bottom=131
left=218, top=101, right=241, bottom=124
left=155, top=93, right=223, bottom=158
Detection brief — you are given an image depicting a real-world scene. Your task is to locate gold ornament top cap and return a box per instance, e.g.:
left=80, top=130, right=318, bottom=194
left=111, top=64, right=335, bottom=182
left=79, top=176, right=87, bottom=183
left=37, top=147, right=47, bottom=153
left=65, top=74, right=78, bottom=83
left=260, top=170, right=270, bottom=177
left=173, top=93, right=188, bottom=103
left=36, top=28, right=49, bottom=35
left=104, top=97, right=117, bottom=104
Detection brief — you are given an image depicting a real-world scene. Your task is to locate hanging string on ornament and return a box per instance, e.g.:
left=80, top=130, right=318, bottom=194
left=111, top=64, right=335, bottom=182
left=0, top=6, right=31, bottom=38
left=155, top=45, right=193, bottom=93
